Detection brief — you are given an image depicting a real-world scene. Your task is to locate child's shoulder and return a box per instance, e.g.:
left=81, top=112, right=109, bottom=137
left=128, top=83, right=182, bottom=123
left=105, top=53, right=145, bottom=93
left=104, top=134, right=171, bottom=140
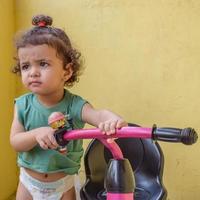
left=15, top=92, right=34, bottom=104
left=64, top=89, right=80, bottom=99
left=64, top=89, right=86, bottom=103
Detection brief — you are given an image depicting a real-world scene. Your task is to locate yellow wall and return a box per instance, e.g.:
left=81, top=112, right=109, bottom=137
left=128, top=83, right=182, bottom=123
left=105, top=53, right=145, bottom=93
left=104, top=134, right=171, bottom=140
left=0, top=0, right=18, bottom=199
left=5, top=0, right=199, bottom=199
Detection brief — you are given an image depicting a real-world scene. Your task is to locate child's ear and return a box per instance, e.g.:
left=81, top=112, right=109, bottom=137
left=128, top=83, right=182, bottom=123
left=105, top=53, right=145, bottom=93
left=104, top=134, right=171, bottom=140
left=64, top=63, right=73, bottom=80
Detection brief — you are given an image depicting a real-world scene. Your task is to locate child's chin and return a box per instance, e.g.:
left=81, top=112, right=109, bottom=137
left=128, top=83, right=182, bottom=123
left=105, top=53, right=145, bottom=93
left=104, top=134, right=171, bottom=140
left=29, top=88, right=43, bottom=95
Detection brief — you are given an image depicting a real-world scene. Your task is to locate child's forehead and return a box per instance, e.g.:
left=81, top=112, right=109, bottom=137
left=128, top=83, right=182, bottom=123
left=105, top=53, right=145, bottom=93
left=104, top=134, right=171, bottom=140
left=18, top=44, right=57, bottom=60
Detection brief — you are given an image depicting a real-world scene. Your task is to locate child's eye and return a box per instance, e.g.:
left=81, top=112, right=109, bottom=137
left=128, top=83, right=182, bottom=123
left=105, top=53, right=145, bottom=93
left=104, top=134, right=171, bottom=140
left=40, top=61, right=49, bottom=68
left=20, top=64, right=30, bottom=71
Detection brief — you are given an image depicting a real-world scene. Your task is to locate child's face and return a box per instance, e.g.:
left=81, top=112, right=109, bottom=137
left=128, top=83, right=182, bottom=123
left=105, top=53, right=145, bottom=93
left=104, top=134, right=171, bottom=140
left=18, top=44, right=72, bottom=96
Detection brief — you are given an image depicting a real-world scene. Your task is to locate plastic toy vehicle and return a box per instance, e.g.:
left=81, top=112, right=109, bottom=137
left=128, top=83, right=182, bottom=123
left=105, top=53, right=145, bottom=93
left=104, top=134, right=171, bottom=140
left=50, top=113, right=198, bottom=200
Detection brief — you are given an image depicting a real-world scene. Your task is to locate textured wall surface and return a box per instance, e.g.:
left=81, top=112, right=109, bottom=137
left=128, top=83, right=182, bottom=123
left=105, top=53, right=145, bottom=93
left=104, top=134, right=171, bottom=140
left=6, top=0, right=200, bottom=199
left=0, top=0, right=18, bottom=199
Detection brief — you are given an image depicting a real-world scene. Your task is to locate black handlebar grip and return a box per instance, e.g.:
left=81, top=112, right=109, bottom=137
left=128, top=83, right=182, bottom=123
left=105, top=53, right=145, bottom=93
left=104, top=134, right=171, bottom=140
left=152, top=125, right=198, bottom=145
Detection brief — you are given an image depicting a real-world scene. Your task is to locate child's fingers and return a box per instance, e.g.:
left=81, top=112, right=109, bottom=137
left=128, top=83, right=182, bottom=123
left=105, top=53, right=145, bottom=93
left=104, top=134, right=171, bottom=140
left=116, top=119, right=128, bottom=128
left=106, top=120, right=127, bottom=143
left=98, top=122, right=105, bottom=134
left=44, top=138, right=55, bottom=149
left=99, top=119, right=127, bottom=140
left=39, top=140, right=49, bottom=150
left=107, top=138, right=116, bottom=143
left=99, top=121, right=117, bottom=134
left=104, top=122, right=114, bottom=134
left=98, top=119, right=127, bottom=143
left=48, top=134, right=59, bottom=148
left=39, top=135, right=58, bottom=150
left=108, top=121, right=117, bottom=134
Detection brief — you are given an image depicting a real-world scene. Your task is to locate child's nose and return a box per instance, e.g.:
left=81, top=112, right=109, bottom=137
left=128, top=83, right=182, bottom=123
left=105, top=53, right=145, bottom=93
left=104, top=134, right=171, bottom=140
left=29, top=67, right=40, bottom=77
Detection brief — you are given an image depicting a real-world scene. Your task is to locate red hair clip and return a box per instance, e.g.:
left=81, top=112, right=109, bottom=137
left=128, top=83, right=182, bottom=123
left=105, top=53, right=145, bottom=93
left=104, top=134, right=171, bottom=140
left=32, top=15, right=52, bottom=27
left=38, top=21, right=46, bottom=27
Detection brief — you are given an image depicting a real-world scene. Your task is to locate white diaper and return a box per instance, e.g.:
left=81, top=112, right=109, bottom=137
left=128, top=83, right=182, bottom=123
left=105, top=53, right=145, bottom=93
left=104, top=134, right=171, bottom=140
left=20, top=167, right=75, bottom=200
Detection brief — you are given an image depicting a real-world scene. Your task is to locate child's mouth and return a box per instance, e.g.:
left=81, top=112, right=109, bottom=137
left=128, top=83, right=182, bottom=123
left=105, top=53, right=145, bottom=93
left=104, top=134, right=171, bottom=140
left=29, top=81, right=42, bottom=86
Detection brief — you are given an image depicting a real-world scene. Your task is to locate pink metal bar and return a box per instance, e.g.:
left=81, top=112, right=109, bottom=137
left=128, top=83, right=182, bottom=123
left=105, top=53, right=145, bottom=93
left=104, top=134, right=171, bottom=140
left=62, top=126, right=152, bottom=161
left=107, top=192, right=134, bottom=200
left=99, top=139, right=124, bottom=159
left=63, top=127, right=152, bottom=141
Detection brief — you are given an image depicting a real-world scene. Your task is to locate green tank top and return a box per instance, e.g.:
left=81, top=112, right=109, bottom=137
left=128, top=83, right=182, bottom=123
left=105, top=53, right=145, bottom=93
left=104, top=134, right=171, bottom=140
left=15, top=89, right=87, bottom=174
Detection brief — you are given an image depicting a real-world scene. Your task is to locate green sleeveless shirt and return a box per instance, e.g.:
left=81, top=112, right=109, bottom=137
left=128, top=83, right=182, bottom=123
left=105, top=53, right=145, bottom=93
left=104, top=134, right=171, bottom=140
left=15, top=89, right=87, bottom=174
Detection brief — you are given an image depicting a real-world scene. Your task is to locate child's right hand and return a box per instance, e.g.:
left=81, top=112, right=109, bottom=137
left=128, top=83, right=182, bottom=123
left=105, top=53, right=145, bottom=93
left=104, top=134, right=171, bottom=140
left=34, top=127, right=59, bottom=150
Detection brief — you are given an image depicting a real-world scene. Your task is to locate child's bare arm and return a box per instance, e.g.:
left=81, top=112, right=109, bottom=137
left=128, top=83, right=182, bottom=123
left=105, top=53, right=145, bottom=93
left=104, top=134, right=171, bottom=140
left=10, top=105, right=58, bottom=152
left=82, top=103, right=127, bottom=134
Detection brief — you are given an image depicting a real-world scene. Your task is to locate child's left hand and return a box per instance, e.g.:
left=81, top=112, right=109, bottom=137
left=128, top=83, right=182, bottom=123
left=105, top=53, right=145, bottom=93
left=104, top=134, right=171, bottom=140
left=98, top=118, right=128, bottom=143
left=81, top=103, right=128, bottom=142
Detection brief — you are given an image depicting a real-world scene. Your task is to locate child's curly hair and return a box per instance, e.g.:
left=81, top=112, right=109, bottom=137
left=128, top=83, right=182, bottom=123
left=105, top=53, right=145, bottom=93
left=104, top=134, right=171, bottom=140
left=13, top=14, right=83, bottom=87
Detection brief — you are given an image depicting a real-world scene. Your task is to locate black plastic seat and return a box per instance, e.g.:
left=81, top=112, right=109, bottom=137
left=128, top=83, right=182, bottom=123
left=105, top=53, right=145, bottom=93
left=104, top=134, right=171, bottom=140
left=80, top=124, right=167, bottom=200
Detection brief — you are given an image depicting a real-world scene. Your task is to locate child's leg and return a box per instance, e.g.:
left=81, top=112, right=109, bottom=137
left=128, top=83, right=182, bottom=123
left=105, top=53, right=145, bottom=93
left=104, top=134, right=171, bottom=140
left=61, top=186, right=76, bottom=200
left=16, top=181, right=32, bottom=200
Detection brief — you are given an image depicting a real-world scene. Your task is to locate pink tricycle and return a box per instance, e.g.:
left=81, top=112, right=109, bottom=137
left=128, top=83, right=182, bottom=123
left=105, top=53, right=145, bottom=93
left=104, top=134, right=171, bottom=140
left=52, top=116, right=198, bottom=200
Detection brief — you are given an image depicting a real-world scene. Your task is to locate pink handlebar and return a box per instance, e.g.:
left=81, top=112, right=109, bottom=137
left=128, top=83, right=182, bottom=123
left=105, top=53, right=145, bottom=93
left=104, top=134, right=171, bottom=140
left=61, top=126, right=153, bottom=159
left=55, top=125, right=197, bottom=159
left=62, top=127, right=153, bottom=141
